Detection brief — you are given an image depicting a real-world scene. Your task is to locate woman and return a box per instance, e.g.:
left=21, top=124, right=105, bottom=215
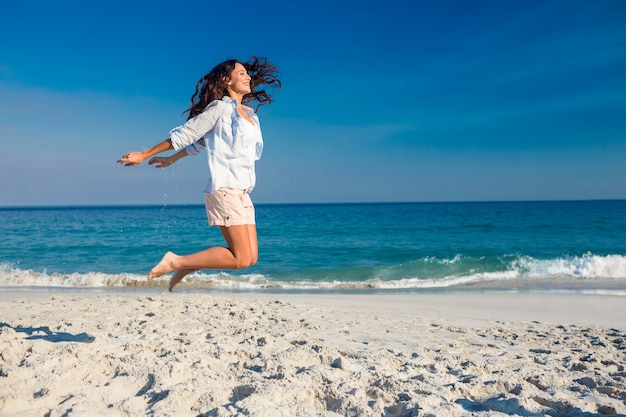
left=117, top=57, right=280, bottom=291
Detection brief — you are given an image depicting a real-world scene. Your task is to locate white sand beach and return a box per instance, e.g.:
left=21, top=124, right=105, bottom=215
left=1, top=290, right=625, bottom=416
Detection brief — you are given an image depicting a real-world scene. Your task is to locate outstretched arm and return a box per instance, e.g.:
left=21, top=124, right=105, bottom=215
left=117, top=139, right=173, bottom=167
left=148, top=149, right=189, bottom=168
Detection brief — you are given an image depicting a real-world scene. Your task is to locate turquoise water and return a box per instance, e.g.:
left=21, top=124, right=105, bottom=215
left=1, top=201, right=625, bottom=292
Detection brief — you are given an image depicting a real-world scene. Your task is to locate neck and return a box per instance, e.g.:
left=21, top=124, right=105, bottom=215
left=226, top=90, right=244, bottom=106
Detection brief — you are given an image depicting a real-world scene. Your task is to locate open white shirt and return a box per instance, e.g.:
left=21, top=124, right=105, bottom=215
left=168, top=96, right=263, bottom=194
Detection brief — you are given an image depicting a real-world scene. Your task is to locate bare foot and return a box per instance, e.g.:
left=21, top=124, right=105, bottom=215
left=148, top=251, right=179, bottom=280
left=169, top=269, right=196, bottom=292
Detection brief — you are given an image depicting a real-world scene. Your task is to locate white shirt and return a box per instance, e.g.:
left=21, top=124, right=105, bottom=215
left=168, top=96, right=263, bottom=194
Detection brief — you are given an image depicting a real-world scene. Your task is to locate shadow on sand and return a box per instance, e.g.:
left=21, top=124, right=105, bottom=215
left=0, top=322, right=95, bottom=343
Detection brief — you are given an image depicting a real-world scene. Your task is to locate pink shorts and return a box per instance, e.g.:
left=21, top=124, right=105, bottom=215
left=205, top=188, right=255, bottom=227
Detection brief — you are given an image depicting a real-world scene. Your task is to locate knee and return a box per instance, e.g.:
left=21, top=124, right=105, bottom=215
left=234, top=255, right=257, bottom=269
left=248, top=256, right=258, bottom=268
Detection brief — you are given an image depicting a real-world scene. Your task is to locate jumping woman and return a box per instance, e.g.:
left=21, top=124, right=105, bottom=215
left=117, top=57, right=280, bottom=291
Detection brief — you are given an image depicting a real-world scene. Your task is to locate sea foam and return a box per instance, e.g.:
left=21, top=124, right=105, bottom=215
left=1, top=253, right=625, bottom=292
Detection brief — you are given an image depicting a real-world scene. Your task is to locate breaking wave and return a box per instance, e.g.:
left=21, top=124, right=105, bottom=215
left=1, top=253, right=625, bottom=292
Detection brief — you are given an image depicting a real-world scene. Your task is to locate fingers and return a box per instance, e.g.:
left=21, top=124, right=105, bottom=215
left=148, top=158, right=169, bottom=168
left=118, top=153, right=166, bottom=167
left=117, top=153, right=141, bottom=166
left=117, top=153, right=131, bottom=164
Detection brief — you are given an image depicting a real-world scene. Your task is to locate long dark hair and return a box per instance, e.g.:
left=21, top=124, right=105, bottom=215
left=185, top=56, right=281, bottom=119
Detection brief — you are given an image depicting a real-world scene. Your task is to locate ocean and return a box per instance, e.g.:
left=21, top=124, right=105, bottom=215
left=1, top=200, right=625, bottom=293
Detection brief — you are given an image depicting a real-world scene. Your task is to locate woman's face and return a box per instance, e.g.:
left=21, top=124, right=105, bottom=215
left=227, top=63, right=251, bottom=96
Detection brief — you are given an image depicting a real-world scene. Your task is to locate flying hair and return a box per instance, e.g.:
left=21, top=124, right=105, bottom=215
left=185, top=56, right=281, bottom=119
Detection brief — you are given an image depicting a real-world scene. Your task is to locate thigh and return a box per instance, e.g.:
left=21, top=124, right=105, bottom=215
left=246, top=224, right=258, bottom=262
left=219, top=224, right=257, bottom=259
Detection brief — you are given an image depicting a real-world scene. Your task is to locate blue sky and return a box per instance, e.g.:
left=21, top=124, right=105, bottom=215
left=1, top=0, right=625, bottom=206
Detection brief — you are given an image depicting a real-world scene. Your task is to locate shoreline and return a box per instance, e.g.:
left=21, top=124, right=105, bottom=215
left=2, top=287, right=626, bottom=329
left=1, top=290, right=625, bottom=416
left=2, top=274, right=626, bottom=291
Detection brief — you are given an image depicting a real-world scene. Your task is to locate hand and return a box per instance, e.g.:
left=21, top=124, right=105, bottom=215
left=117, top=151, right=146, bottom=166
left=148, top=156, right=173, bottom=168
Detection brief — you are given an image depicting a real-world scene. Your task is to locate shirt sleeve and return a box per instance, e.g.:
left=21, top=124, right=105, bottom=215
left=169, top=100, right=223, bottom=150
left=185, top=138, right=206, bottom=156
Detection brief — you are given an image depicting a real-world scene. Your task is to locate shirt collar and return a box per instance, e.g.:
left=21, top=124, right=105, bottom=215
left=222, top=95, right=254, bottom=114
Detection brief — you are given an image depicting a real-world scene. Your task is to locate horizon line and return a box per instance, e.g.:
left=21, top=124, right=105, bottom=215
left=1, top=198, right=625, bottom=210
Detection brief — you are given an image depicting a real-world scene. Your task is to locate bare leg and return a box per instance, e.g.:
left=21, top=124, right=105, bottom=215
left=246, top=224, right=258, bottom=265
left=168, top=269, right=197, bottom=292
left=147, top=224, right=258, bottom=280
